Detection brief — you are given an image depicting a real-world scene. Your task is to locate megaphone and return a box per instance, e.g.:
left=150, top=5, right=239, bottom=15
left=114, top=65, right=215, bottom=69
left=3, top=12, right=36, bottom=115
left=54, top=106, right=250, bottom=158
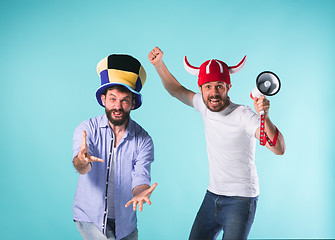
left=251, top=71, right=281, bottom=99
left=251, top=71, right=281, bottom=146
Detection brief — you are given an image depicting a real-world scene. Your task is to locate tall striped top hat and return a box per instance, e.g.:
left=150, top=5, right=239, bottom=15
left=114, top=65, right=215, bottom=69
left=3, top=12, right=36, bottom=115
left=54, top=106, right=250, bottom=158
left=96, top=54, right=147, bottom=110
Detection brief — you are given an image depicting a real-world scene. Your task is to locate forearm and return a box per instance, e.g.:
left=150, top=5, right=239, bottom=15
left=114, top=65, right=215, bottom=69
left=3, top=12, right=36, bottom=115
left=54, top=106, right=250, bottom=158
left=132, top=184, right=150, bottom=197
left=264, top=117, right=286, bottom=155
left=154, top=61, right=183, bottom=97
left=73, top=156, right=91, bottom=175
left=154, top=61, right=195, bottom=106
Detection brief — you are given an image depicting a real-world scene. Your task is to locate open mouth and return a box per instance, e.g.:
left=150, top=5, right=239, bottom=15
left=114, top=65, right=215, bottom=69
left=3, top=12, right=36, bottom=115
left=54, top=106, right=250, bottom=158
left=209, top=98, right=221, bottom=106
left=112, top=110, right=124, bottom=118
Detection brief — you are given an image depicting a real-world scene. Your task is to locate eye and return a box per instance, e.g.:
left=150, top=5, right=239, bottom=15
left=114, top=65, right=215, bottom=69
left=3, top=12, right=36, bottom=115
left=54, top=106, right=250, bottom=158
left=121, top=99, right=131, bottom=104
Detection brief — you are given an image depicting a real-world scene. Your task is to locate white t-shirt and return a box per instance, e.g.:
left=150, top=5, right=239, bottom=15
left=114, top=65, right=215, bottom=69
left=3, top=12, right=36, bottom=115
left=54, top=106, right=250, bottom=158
left=193, top=93, right=260, bottom=197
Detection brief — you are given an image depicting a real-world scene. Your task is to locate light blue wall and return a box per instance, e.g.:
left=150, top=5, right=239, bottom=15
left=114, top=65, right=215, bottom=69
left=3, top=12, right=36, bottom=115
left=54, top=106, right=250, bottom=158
left=1, top=0, right=334, bottom=239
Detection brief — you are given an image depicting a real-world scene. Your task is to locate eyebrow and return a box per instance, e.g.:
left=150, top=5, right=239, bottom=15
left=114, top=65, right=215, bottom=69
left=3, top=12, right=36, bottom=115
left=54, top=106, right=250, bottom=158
left=107, top=93, right=131, bottom=100
left=204, top=83, right=224, bottom=86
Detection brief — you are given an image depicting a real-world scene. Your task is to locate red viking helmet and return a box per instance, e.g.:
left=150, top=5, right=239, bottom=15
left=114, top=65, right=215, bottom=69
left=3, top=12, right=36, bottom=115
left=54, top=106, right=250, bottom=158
left=183, top=55, right=246, bottom=86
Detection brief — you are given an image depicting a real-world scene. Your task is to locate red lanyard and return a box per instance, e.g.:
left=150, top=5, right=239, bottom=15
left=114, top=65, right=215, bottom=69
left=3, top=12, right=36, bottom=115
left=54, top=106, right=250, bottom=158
left=259, top=114, right=279, bottom=146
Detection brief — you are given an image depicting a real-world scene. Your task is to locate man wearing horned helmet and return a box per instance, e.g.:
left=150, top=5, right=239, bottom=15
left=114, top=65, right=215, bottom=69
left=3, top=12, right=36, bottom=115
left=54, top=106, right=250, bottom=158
left=148, top=47, right=285, bottom=240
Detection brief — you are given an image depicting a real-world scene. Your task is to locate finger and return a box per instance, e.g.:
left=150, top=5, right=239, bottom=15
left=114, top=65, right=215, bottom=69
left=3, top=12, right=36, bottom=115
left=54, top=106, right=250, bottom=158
left=148, top=52, right=157, bottom=61
left=144, top=197, right=151, bottom=205
left=125, top=200, right=132, bottom=208
left=148, top=183, right=158, bottom=194
left=83, top=154, right=89, bottom=162
left=258, top=100, right=269, bottom=109
left=78, top=146, right=86, bottom=156
left=89, top=156, right=104, bottom=163
left=81, top=130, right=87, bottom=147
left=139, top=200, right=144, bottom=212
left=258, top=103, right=265, bottom=111
left=78, top=148, right=90, bottom=162
left=133, top=201, right=137, bottom=211
left=154, top=50, right=162, bottom=57
left=257, top=102, right=264, bottom=109
left=153, top=46, right=161, bottom=53
left=148, top=53, right=155, bottom=61
left=257, top=99, right=265, bottom=108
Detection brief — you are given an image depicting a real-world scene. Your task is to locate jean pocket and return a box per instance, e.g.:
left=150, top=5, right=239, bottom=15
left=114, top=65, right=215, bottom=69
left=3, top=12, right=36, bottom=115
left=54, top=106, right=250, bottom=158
left=229, top=196, right=254, bottom=203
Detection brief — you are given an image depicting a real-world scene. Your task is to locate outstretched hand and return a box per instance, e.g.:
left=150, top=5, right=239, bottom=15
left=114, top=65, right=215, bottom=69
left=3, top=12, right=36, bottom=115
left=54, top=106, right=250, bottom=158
left=125, top=183, right=158, bottom=212
left=78, top=130, right=104, bottom=164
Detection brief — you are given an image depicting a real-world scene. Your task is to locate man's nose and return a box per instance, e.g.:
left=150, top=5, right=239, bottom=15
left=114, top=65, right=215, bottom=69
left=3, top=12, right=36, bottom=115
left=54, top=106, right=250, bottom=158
left=114, top=100, right=122, bottom=109
left=211, top=87, right=219, bottom=94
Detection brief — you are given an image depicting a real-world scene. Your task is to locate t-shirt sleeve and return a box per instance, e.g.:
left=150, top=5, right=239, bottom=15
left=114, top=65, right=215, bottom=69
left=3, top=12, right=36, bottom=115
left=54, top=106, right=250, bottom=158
left=240, top=106, right=260, bottom=138
left=193, top=93, right=206, bottom=113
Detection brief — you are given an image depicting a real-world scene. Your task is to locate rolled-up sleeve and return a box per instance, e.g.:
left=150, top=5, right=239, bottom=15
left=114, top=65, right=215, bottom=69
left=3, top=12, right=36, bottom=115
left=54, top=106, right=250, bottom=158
left=131, top=135, right=154, bottom=190
left=72, top=120, right=95, bottom=161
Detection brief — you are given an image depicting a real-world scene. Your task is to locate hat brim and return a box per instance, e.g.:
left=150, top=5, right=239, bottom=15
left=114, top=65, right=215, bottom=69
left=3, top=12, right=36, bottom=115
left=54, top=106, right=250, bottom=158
left=96, top=83, right=142, bottom=110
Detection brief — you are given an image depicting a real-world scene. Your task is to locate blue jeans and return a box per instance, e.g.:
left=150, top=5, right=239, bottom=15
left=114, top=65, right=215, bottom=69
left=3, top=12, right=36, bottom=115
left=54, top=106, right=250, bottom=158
left=189, top=191, right=258, bottom=240
left=75, top=219, right=138, bottom=240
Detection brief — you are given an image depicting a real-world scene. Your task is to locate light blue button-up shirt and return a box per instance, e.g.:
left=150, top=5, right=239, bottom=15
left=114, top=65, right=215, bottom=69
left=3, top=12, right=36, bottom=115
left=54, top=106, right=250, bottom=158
left=72, top=114, right=154, bottom=239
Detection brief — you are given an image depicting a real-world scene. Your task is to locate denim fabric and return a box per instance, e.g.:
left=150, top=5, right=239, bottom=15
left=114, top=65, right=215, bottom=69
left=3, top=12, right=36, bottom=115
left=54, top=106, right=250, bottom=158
left=76, top=220, right=138, bottom=240
left=189, top=191, right=258, bottom=240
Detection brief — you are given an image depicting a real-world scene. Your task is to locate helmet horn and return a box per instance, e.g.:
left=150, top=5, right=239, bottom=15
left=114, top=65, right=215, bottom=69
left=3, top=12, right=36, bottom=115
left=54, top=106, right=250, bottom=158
left=228, top=55, right=247, bottom=74
left=184, top=56, right=200, bottom=76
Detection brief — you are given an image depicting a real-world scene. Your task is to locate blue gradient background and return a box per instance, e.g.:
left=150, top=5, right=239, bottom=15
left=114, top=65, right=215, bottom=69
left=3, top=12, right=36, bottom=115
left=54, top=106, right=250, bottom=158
left=1, top=0, right=334, bottom=239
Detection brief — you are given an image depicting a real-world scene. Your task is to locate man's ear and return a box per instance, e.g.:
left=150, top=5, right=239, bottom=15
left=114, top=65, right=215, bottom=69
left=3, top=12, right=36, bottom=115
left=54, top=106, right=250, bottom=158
left=100, top=95, right=106, bottom=106
left=199, top=85, right=203, bottom=93
left=227, top=84, right=232, bottom=92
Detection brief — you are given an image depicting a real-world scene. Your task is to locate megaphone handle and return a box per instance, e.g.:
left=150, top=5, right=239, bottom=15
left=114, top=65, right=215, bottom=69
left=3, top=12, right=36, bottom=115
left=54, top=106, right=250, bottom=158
left=259, top=113, right=279, bottom=146
left=260, top=114, right=266, bottom=145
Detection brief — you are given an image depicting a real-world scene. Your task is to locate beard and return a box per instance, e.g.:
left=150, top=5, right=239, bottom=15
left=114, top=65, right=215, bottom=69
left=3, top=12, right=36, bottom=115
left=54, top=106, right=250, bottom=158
left=105, top=108, right=130, bottom=126
left=204, top=94, right=229, bottom=112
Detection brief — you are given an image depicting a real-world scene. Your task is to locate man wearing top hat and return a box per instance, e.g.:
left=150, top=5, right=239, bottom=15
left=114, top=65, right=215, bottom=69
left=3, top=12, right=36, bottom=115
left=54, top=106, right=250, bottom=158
left=148, top=47, right=286, bottom=240
left=72, top=54, right=157, bottom=240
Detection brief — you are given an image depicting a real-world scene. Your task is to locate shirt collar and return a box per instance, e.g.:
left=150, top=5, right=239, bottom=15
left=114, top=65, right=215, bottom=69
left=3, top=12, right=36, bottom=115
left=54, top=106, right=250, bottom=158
left=99, top=114, right=135, bottom=137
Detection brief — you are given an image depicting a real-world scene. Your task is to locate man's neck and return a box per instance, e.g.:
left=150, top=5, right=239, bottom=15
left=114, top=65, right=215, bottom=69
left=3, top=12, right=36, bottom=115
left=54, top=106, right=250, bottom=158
left=222, top=97, right=230, bottom=111
left=109, top=119, right=128, bottom=134
left=109, top=119, right=129, bottom=147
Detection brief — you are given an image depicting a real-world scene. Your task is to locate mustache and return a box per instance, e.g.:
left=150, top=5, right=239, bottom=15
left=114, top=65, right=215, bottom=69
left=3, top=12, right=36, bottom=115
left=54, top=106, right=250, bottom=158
left=107, top=109, right=125, bottom=114
left=208, top=95, right=222, bottom=101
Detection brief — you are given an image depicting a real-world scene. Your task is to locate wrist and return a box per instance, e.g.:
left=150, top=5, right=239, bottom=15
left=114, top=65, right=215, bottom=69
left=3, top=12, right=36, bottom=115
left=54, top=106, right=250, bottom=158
left=154, top=61, right=164, bottom=69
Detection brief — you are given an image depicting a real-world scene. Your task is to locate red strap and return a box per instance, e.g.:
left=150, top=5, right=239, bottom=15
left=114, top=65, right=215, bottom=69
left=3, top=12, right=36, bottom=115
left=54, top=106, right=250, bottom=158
left=259, top=114, right=279, bottom=146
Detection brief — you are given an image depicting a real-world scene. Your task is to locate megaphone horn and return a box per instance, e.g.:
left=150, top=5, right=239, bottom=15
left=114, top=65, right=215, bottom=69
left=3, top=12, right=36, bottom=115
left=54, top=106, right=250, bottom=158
left=251, top=71, right=281, bottom=99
